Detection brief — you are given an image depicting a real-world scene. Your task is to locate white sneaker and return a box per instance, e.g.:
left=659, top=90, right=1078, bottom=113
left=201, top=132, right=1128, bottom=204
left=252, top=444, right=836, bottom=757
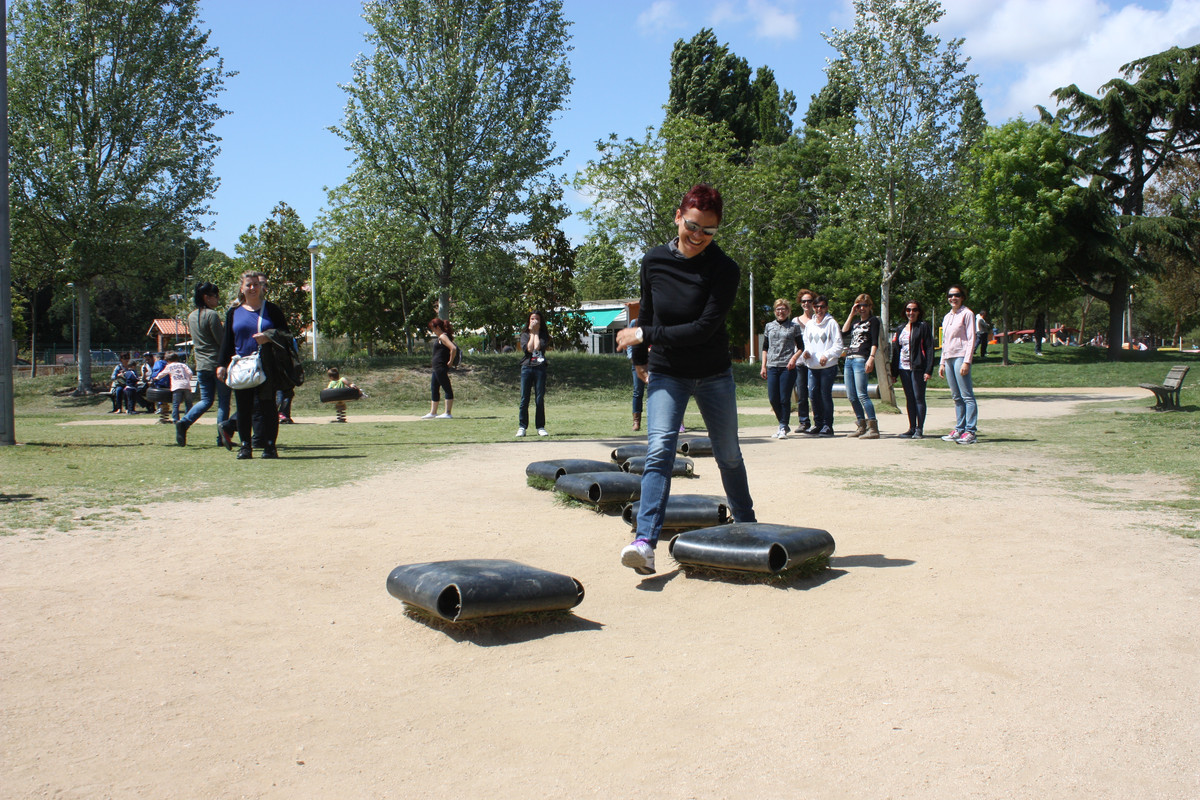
left=941, top=430, right=962, bottom=441
left=537, top=428, right=549, bottom=437
left=420, top=413, right=436, bottom=420
left=435, top=413, right=452, bottom=419
left=620, top=539, right=656, bottom=574
left=778, top=425, right=788, bottom=439
left=516, top=427, right=526, bottom=437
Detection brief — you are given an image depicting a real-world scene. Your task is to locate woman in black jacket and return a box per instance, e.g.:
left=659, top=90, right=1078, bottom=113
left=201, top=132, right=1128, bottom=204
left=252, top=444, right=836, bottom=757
left=613, top=184, right=757, bottom=576
left=890, top=298, right=935, bottom=439
left=216, top=271, right=291, bottom=459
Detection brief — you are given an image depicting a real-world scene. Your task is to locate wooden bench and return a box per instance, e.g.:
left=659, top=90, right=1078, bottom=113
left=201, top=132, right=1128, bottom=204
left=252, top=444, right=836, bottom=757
left=1139, top=365, right=1189, bottom=410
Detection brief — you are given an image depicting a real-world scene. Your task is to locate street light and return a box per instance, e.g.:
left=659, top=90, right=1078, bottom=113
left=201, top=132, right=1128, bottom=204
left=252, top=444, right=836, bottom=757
left=67, top=282, right=76, bottom=364
left=307, top=241, right=321, bottom=360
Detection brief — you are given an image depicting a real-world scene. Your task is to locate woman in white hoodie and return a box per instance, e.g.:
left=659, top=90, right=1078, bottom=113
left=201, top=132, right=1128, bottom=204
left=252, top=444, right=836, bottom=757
left=798, top=295, right=843, bottom=436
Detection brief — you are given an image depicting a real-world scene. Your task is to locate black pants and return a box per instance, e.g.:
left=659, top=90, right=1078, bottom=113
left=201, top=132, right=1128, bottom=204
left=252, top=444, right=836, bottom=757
left=233, top=383, right=279, bottom=449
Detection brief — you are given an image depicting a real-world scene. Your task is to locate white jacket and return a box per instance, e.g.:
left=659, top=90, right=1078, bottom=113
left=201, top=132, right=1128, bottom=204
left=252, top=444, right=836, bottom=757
left=801, top=314, right=844, bottom=370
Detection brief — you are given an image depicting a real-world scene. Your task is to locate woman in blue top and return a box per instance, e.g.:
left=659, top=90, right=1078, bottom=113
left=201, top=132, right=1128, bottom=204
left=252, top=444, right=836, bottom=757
left=216, top=271, right=290, bottom=459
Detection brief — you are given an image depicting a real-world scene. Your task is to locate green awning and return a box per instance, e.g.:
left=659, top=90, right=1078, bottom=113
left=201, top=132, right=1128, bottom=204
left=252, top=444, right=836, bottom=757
left=583, top=308, right=623, bottom=328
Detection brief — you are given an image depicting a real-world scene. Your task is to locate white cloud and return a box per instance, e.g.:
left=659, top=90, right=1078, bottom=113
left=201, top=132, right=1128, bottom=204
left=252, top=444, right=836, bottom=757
left=704, top=0, right=800, bottom=40
left=995, top=0, right=1200, bottom=118
left=637, top=0, right=683, bottom=35
left=750, top=0, right=801, bottom=39
left=957, top=0, right=1109, bottom=62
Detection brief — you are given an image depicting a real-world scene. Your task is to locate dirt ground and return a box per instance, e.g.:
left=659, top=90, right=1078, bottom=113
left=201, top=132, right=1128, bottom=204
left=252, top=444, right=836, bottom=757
left=3, top=388, right=1198, bottom=799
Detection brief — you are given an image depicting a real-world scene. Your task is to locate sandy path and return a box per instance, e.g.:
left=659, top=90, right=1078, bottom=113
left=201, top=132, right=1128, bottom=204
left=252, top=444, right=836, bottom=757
left=3, top=388, right=1198, bottom=799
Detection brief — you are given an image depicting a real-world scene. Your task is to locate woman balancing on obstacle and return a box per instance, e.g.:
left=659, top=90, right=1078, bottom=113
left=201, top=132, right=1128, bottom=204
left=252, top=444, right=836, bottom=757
left=615, top=184, right=757, bottom=575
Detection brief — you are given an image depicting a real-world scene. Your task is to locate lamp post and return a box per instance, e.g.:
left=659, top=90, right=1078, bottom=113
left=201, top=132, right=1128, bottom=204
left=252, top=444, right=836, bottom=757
left=307, top=241, right=321, bottom=360
left=67, top=282, right=76, bottom=364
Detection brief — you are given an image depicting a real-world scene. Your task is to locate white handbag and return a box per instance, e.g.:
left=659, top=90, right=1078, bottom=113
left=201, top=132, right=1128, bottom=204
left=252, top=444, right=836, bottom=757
left=226, top=351, right=265, bottom=389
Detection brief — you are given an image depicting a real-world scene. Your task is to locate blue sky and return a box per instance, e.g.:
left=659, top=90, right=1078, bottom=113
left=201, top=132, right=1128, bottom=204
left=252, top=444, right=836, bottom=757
left=198, top=0, right=1200, bottom=255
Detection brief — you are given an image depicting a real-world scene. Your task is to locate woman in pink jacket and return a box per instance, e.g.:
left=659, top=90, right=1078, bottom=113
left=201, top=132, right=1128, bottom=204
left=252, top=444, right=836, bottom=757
left=938, top=284, right=978, bottom=444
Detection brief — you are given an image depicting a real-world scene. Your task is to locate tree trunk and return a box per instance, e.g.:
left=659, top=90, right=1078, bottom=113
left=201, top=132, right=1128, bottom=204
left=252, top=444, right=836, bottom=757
left=876, top=179, right=897, bottom=408
left=74, top=282, right=93, bottom=395
left=1104, top=277, right=1128, bottom=362
left=438, top=255, right=452, bottom=322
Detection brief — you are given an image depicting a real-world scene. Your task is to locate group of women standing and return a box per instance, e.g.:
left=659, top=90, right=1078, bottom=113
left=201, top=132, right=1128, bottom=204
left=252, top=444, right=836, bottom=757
left=758, top=285, right=979, bottom=445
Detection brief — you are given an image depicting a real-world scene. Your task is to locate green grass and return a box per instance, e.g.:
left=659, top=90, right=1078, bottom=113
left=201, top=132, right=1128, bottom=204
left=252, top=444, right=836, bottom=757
left=3, top=348, right=1197, bottom=535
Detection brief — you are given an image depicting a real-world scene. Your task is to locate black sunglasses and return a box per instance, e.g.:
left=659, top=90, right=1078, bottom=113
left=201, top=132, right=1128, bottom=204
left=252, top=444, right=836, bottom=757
left=947, top=292, right=964, bottom=298
left=905, top=306, right=919, bottom=312
left=682, top=219, right=719, bottom=237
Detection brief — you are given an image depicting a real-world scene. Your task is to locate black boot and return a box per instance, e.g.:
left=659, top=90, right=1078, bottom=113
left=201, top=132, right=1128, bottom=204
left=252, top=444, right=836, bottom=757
left=261, top=443, right=279, bottom=459
left=236, top=442, right=252, bottom=460
left=175, top=421, right=188, bottom=447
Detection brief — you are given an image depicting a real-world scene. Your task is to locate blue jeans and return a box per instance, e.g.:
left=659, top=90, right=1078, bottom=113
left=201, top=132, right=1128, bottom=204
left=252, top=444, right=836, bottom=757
left=170, top=389, right=192, bottom=423
left=631, top=364, right=646, bottom=414
left=635, top=369, right=756, bottom=547
left=519, top=363, right=547, bottom=429
left=843, top=357, right=876, bottom=421
left=808, top=367, right=836, bottom=430
left=944, top=357, right=978, bottom=433
left=792, top=364, right=810, bottom=427
left=765, top=366, right=796, bottom=427
left=898, top=369, right=927, bottom=432
left=180, top=370, right=230, bottom=430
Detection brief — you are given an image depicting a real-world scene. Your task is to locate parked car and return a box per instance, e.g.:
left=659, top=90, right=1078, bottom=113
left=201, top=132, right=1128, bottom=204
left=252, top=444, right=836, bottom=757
left=90, top=349, right=121, bottom=366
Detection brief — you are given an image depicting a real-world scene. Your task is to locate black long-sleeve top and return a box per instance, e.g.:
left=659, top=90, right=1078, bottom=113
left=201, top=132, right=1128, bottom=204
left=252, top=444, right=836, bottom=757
left=630, top=239, right=740, bottom=379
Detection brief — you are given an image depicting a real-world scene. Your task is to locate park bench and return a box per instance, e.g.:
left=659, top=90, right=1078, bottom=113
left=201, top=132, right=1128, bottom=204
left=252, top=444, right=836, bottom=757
left=1138, top=365, right=1189, bottom=411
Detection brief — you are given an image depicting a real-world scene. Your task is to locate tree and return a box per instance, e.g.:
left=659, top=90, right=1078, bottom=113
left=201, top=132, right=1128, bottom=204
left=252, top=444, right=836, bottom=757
left=7, top=0, right=229, bottom=393
left=235, top=203, right=313, bottom=335
left=821, top=0, right=976, bottom=401
left=575, top=232, right=633, bottom=300
left=336, top=0, right=572, bottom=323
left=316, top=177, right=439, bottom=354
left=1051, top=44, right=1200, bottom=360
left=520, top=229, right=589, bottom=350
left=961, top=121, right=1083, bottom=364
left=1145, top=155, right=1200, bottom=346
left=667, top=29, right=795, bottom=152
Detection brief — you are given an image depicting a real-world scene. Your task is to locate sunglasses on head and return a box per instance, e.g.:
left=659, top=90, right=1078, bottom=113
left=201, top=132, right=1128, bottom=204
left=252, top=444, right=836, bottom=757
left=682, top=219, right=719, bottom=237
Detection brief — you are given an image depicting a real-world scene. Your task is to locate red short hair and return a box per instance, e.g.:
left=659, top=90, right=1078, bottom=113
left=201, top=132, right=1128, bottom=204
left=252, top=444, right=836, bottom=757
left=679, top=184, right=723, bottom=222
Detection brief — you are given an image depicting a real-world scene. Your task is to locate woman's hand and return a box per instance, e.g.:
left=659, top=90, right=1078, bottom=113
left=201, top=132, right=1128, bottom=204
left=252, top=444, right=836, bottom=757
left=960, top=362, right=970, bottom=377
left=634, top=364, right=648, bottom=383
left=938, top=364, right=946, bottom=379
left=866, top=355, right=875, bottom=374
left=252, top=332, right=268, bottom=344
left=818, top=355, right=828, bottom=367
left=922, top=373, right=931, bottom=383
left=759, top=363, right=767, bottom=379
left=216, top=366, right=226, bottom=381
left=615, top=327, right=639, bottom=349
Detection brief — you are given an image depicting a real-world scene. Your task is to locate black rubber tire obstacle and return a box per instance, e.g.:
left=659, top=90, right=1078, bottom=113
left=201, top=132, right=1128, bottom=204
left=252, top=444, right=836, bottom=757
left=320, top=386, right=362, bottom=403
left=144, top=387, right=173, bottom=403
left=554, top=471, right=643, bottom=505
left=622, top=494, right=729, bottom=531
left=621, top=455, right=694, bottom=477
left=386, top=559, right=584, bottom=622
left=526, top=459, right=621, bottom=482
left=678, top=437, right=712, bottom=457
left=610, top=444, right=648, bottom=464
left=669, top=522, right=835, bottom=574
